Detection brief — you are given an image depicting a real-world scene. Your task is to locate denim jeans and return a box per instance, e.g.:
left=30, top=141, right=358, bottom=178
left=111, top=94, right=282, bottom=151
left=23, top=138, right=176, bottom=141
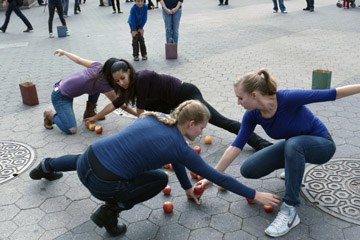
left=306, top=0, right=314, bottom=9
left=144, top=82, right=270, bottom=150
left=62, top=0, right=69, bottom=15
left=1, top=0, right=32, bottom=31
left=272, top=0, right=286, bottom=11
left=44, top=146, right=168, bottom=210
left=48, top=2, right=66, bottom=33
left=240, top=134, right=336, bottom=206
left=162, top=7, right=182, bottom=43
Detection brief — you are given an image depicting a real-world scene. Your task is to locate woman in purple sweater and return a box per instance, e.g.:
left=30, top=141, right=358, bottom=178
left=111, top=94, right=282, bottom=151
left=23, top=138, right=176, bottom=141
left=199, top=68, right=360, bottom=237
left=85, top=59, right=272, bottom=151
left=43, top=49, right=136, bottom=134
left=30, top=100, right=280, bottom=236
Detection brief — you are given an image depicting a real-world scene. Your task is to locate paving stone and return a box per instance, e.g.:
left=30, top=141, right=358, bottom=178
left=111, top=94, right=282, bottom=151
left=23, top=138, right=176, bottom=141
left=155, top=223, right=190, bottom=240
left=188, top=227, right=223, bottom=240
left=343, top=225, right=360, bottom=240
left=310, top=222, right=345, bottom=240
left=0, top=204, right=20, bottom=221
left=12, top=208, right=46, bottom=226
left=39, top=211, right=72, bottom=230
left=120, top=204, right=152, bottom=223
left=10, top=224, right=45, bottom=240
left=210, top=212, right=242, bottom=233
left=148, top=208, right=181, bottom=227
left=125, top=220, right=159, bottom=240
left=178, top=210, right=211, bottom=230
left=0, top=221, right=18, bottom=239
left=224, top=229, right=257, bottom=240
left=40, top=196, right=72, bottom=213
left=39, top=228, right=68, bottom=240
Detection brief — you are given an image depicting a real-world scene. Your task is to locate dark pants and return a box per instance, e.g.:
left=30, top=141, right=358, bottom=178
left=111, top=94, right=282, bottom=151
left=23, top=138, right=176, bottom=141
left=129, top=25, right=147, bottom=57
left=45, top=146, right=168, bottom=210
left=144, top=82, right=270, bottom=150
left=48, top=2, right=67, bottom=33
left=219, top=0, right=228, bottom=4
left=1, top=0, right=32, bottom=31
left=306, top=0, right=314, bottom=8
left=111, top=0, right=120, bottom=11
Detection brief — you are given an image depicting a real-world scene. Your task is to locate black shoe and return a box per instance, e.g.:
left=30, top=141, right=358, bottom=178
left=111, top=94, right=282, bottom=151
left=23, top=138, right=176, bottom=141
left=224, top=1, right=228, bottom=5
left=99, top=3, right=104, bottom=6
left=0, top=27, right=5, bottom=33
left=218, top=3, right=223, bottom=6
left=91, top=203, right=127, bottom=236
left=254, top=141, right=273, bottom=151
left=23, top=28, right=33, bottom=32
left=303, top=7, right=310, bottom=10
left=29, top=161, right=63, bottom=181
left=310, top=8, right=314, bottom=12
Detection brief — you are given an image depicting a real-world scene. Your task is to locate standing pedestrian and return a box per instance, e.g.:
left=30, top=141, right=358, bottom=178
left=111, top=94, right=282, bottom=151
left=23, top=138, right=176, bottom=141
left=272, top=0, right=287, bottom=13
left=160, top=0, right=182, bottom=44
left=0, top=0, right=33, bottom=33
left=62, top=0, right=69, bottom=17
left=48, top=0, right=69, bottom=38
left=111, top=0, right=122, bottom=13
left=303, top=0, right=314, bottom=12
left=218, top=0, right=228, bottom=6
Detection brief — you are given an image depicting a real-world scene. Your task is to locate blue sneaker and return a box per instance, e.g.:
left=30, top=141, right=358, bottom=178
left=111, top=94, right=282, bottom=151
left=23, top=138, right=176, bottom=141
left=265, top=202, right=300, bottom=237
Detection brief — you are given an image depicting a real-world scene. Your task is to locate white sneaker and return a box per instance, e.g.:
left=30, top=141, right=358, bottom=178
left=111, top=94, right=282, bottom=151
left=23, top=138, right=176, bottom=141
left=66, top=30, right=70, bottom=36
left=280, top=171, right=285, bottom=180
left=265, top=202, right=300, bottom=237
left=49, top=32, right=55, bottom=38
left=273, top=10, right=278, bottom=13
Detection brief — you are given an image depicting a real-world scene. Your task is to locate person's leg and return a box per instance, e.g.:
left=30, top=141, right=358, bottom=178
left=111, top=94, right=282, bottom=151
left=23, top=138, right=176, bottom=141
left=11, top=2, right=33, bottom=29
left=83, top=93, right=103, bottom=119
left=272, top=0, right=278, bottom=11
left=116, top=0, right=120, bottom=12
left=162, top=8, right=172, bottom=43
left=1, top=3, right=14, bottom=31
left=144, top=98, right=174, bottom=113
left=138, top=32, right=147, bottom=57
left=62, top=0, right=69, bottom=16
left=282, top=135, right=335, bottom=206
left=55, top=2, right=67, bottom=26
left=51, top=89, right=77, bottom=134
left=172, top=8, right=182, bottom=44
left=48, top=3, right=56, bottom=33
left=279, top=0, right=286, bottom=11
left=241, top=141, right=286, bottom=178
left=132, top=33, right=140, bottom=57
left=88, top=93, right=100, bottom=103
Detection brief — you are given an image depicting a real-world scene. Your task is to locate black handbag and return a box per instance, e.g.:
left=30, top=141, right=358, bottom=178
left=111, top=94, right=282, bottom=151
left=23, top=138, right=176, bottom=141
left=16, top=0, right=24, bottom=7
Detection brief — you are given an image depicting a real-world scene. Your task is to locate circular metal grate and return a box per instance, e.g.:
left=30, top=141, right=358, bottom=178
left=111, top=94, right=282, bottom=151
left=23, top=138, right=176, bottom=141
left=0, top=141, right=36, bottom=184
left=301, top=158, right=360, bottom=225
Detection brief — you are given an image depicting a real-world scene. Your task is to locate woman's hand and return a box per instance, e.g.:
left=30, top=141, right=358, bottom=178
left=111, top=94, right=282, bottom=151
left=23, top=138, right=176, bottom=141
left=54, top=49, right=65, bottom=56
left=131, top=31, right=137, bottom=38
left=254, top=191, right=281, bottom=207
left=165, top=7, right=173, bottom=15
left=185, top=187, right=200, bottom=205
left=171, top=7, right=178, bottom=14
left=83, top=116, right=97, bottom=125
left=2, top=1, right=7, bottom=8
left=197, top=178, right=213, bottom=190
left=138, top=29, right=144, bottom=37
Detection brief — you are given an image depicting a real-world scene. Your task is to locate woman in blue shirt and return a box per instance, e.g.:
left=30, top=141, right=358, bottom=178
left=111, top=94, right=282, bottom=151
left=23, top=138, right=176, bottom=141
left=29, top=100, right=280, bottom=236
left=198, top=68, right=360, bottom=238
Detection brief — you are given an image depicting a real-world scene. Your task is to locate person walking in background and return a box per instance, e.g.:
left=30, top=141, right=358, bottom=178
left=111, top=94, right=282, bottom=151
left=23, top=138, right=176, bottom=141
left=303, top=0, right=314, bottom=11
left=111, top=0, right=122, bottom=13
left=343, top=0, right=350, bottom=8
left=218, top=0, right=228, bottom=6
left=74, top=0, right=81, bottom=14
left=128, top=0, right=148, bottom=61
left=48, top=0, right=69, bottom=38
left=0, top=0, right=33, bottom=33
left=30, top=100, right=280, bottom=236
left=160, top=0, right=182, bottom=43
left=272, top=0, right=287, bottom=13
left=62, top=0, right=69, bottom=17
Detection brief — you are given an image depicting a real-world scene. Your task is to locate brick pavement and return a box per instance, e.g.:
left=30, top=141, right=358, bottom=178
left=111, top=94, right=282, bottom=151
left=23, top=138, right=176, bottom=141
left=1, top=0, right=360, bottom=239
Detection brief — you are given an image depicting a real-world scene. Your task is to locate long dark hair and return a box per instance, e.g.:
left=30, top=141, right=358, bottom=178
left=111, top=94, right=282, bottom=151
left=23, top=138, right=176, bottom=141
left=87, top=57, right=121, bottom=90
left=110, top=59, right=137, bottom=106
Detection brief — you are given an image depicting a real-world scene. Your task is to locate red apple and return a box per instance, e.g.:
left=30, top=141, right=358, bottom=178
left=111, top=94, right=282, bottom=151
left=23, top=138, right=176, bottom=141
left=88, top=123, right=96, bottom=131
left=197, top=175, right=204, bottom=181
left=246, top=198, right=257, bottom=204
left=189, top=171, right=198, bottom=179
left=168, top=163, right=173, bottom=171
left=218, top=186, right=226, bottom=191
left=163, top=201, right=173, bottom=213
left=95, top=125, right=103, bottom=134
left=162, top=185, right=171, bottom=195
left=204, top=135, right=212, bottom=144
left=264, top=205, right=274, bottom=213
left=193, top=146, right=201, bottom=154
left=193, top=185, right=205, bottom=195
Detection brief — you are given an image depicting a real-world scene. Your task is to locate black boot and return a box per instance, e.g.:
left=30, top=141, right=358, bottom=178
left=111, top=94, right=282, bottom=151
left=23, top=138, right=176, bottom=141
left=91, top=203, right=127, bottom=236
left=29, top=161, right=63, bottom=181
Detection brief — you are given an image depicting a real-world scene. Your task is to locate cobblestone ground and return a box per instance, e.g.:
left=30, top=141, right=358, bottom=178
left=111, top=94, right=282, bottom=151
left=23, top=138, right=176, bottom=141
left=1, top=0, right=360, bottom=239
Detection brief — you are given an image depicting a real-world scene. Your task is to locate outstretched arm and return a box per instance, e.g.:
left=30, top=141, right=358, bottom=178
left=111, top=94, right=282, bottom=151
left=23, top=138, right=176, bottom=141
left=336, top=84, right=360, bottom=100
left=54, top=49, right=95, bottom=68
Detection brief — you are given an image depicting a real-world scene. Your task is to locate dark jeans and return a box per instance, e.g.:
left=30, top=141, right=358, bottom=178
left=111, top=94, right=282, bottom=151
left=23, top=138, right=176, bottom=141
left=144, top=82, right=270, bottom=150
left=241, top=134, right=335, bottom=206
left=129, top=25, right=147, bottom=57
left=111, top=0, right=120, bottom=11
left=48, top=2, right=66, bottom=33
left=44, top=146, right=168, bottom=210
left=219, top=0, right=228, bottom=4
left=306, top=0, right=314, bottom=8
left=1, top=0, right=32, bottom=31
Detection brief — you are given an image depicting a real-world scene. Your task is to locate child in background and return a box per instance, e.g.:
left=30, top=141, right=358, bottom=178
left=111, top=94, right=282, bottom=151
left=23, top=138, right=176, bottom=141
left=128, top=0, right=148, bottom=61
left=343, top=0, right=349, bottom=8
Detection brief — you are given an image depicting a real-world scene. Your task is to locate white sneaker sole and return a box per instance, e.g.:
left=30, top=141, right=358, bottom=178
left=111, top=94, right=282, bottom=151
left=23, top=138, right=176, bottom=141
left=265, top=215, right=300, bottom=237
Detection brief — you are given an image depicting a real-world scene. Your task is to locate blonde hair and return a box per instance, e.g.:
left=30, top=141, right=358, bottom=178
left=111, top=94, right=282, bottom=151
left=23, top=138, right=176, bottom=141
left=234, top=68, right=277, bottom=96
left=140, top=100, right=211, bottom=126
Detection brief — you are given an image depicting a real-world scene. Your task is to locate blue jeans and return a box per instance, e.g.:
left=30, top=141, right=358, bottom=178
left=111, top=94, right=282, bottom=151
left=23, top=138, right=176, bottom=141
left=1, top=0, right=32, bottom=31
left=162, top=8, right=182, bottom=43
left=44, top=147, right=168, bottom=210
left=62, top=0, right=69, bottom=15
left=51, top=85, right=100, bottom=134
left=240, top=134, right=335, bottom=206
left=306, top=0, right=314, bottom=9
left=272, top=0, right=286, bottom=11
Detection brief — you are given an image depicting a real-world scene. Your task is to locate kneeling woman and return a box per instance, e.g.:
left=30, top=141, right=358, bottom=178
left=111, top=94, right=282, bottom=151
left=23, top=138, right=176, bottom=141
left=30, top=100, right=280, bottom=236
left=85, top=60, right=272, bottom=151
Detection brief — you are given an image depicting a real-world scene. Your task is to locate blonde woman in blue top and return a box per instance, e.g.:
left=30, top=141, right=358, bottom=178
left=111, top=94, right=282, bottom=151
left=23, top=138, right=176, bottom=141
left=198, top=68, right=360, bottom=237
left=128, top=0, right=148, bottom=61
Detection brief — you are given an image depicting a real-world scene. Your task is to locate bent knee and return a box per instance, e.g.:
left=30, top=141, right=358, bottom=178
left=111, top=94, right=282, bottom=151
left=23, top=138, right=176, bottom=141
left=241, top=165, right=259, bottom=179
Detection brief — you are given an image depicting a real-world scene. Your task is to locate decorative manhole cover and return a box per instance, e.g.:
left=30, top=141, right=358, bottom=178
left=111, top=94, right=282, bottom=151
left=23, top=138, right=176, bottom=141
left=301, top=158, right=360, bottom=225
left=0, top=141, right=36, bottom=184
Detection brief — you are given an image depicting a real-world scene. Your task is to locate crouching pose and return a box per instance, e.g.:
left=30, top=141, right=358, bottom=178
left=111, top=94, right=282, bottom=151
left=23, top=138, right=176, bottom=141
left=30, top=100, right=280, bottom=236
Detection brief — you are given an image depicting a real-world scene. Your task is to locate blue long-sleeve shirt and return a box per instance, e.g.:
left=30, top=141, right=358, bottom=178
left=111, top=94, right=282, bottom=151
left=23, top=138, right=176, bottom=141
left=232, top=89, right=337, bottom=150
left=128, top=3, right=148, bottom=31
left=92, top=115, right=256, bottom=199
